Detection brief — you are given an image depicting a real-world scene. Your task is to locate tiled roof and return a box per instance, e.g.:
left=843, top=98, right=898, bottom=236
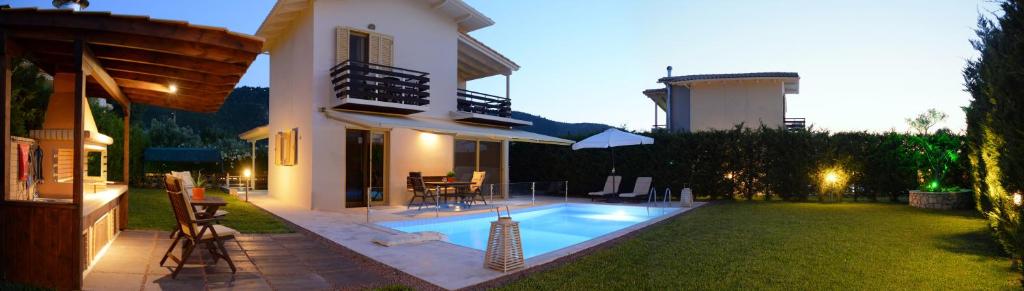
left=659, top=72, right=799, bottom=83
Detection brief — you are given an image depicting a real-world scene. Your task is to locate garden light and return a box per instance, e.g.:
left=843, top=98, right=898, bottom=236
left=243, top=168, right=252, bottom=178
left=824, top=171, right=839, bottom=184
left=1014, top=193, right=1022, bottom=207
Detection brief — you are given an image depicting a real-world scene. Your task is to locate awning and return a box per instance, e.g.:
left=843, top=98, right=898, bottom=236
left=238, top=125, right=269, bottom=142
left=324, top=111, right=574, bottom=145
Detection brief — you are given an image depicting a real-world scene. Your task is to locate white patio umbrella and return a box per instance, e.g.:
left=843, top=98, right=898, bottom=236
left=572, top=128, right=654, bottom=175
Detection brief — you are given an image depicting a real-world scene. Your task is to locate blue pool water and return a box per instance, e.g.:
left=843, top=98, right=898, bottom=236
left=378, top=203, right=677, bottom=259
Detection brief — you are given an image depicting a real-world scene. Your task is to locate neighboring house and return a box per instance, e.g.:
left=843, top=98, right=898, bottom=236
left=251, top=0, right=571, bottom=211
left=643, top=68, right=803, bottom=132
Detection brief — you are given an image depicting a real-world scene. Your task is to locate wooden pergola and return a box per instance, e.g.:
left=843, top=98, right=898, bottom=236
left=0, top=8, right=262, bottom=290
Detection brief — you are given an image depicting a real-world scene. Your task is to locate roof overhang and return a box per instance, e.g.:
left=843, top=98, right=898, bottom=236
left=0, top=7, right=264, bottom=112
left=325, top=111, right=573, bottom=145
left=457, top=32, right=518, bottom=81
left=660, top=72, right=800, bottom=94
left=238, top=125, right=270, bottom=142
left=643, top=88, right=667, bottom=111
left=257, top=0, right=495, bottom=52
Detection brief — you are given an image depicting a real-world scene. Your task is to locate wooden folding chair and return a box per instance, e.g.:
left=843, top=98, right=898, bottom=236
left=407, top=175, right=438, bottom=210
left=159, top=175, right=238, bottom=278
left=465, top=171, right=488, bottom=206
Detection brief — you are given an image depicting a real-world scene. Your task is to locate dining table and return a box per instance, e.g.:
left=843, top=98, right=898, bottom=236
left=425, top=181, right=474, bottom=208
left=190, top=196, right=228, bottom=218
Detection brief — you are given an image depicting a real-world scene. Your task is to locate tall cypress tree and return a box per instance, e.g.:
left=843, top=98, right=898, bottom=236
left=964, top=0, right=1024, bottom=282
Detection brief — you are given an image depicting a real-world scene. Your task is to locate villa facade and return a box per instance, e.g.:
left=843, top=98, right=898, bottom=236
left=644, top=70, right=802, bottom=132
left=253, top=0, right=571, bottom=211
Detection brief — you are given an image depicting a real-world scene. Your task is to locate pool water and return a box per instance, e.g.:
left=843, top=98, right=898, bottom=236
left=378, top=203, right=677, bottom=259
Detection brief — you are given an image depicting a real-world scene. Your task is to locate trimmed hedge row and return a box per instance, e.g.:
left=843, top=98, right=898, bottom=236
left=510, top=126, right=968, bottom=202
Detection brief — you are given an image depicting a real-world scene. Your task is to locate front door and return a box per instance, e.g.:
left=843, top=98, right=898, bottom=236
left=345, top=129, right=387, bottom=208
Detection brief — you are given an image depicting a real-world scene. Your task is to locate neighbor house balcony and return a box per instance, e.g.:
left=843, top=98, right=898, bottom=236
left=329, top=60, right=430, bottom=115
left=451, top=89, right=531, bottom=127
left=785, top=117, right=806, bottom=131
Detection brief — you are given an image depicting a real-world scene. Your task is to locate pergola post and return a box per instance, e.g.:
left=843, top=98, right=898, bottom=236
left=119, top=104, right=130, bottom=229
left=1, top=30, right=10, bottom=200
left=71, top=38, right=86, bottom=291
left=250, top=140, right=256, bottom=190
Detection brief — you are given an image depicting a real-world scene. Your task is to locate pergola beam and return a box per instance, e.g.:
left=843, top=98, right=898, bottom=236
left=81, top=44, right=130, bottom=109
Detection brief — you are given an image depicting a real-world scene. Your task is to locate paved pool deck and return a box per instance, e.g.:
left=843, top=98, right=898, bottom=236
left=249, top=194, right=705, bottom=290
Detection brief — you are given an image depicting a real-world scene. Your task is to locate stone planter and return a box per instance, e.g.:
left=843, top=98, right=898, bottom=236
left=908, top=190, right=971, bottom=210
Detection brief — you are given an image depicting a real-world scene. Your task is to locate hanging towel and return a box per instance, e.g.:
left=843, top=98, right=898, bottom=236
left=32, top=146, right=43, bottom=181
left=18, top=143, right=29, bottom=181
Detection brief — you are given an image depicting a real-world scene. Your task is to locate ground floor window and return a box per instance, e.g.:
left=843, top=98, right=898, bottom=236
left=453, top=139, right=501, bottom=186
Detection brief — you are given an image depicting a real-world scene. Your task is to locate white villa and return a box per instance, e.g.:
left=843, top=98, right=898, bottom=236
left=246, top=0, right=572, bottom=211
left=644, top=69, right=802, bottom=132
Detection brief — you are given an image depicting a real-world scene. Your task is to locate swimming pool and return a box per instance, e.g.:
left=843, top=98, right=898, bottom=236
left=378, top=203, right=678, bottom=259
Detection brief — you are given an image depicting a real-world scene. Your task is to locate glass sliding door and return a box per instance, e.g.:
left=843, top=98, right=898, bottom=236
left=345, top=129, right=387, bottom=208
left=453, top=139, right=503, bottom=186
left=454, top=139, right=477, bottom=181
left=478, top=141, right=501, bottom=185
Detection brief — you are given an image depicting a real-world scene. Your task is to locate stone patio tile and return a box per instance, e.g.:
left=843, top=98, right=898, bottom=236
left=319, top=268, right=387, bottom=288
left=252, top=262, right=309, bottom=276
left=118, top=230, right=158, bottom=240
left=92, top=254, right=150, bottom=274
left=265, top=273, right=332, bottom=290
left=244, top=248, right=293, bottom=257
left=83, top=272, right=145, bottom=291
left=144, top=275, right=206, bottom=291
left=306, top=259, right=359, bottom=273
left=281, top=241, right=321, bottom=250
left=207, top=279, right=273, bottom=291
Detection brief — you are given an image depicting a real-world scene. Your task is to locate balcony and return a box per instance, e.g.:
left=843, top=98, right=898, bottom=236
left=451, top=89, right=531, bottom=127
left=785, top=117, right=806, bottom=131
left=329, top=60, right=430, bottom=115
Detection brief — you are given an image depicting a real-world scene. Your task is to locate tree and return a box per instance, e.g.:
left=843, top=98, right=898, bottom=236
left=963, top=0, right=1024, bottom=284
left=905, top=108, right=948, bottom=134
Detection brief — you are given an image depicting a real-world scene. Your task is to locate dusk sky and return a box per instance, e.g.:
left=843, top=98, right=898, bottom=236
left=3, top=0, right=999, bottom=132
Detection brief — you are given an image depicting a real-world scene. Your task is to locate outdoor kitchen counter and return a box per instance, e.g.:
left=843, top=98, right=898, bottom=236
left=83, top=185, right=128, bottom=219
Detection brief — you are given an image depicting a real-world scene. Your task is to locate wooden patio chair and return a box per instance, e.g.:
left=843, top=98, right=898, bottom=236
left=407, top=175, right=438, bottom=210
left=463, top=171, right=488, bottom=206
left=159, top=175, right=238, bottom=278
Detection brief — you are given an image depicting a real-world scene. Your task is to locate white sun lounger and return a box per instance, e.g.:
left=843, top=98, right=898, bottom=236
left=618, top=177, right=652, bottom=201
left=588, top=176, right=622, bottom=201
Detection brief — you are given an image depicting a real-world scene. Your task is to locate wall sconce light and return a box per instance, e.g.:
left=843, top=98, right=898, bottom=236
left=367, top=23, right=376, bottom=30
left=1014, top=192, right=1022, bottom=207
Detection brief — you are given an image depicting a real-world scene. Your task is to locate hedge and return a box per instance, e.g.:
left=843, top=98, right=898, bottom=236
left=510, top=126, right=968, bottom=202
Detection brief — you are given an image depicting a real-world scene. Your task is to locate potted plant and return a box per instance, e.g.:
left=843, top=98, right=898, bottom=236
left=192, top=170, right=207, bottom=200
left=445, top=171, right=457, bottom=182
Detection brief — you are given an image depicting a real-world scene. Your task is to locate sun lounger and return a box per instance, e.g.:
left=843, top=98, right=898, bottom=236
left=618, top=177, right=652, bottom=202
left=588, top=176, right=622, bottom=201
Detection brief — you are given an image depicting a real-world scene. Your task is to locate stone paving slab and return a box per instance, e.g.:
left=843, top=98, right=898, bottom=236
left=83, top=230, right=407, bottom=290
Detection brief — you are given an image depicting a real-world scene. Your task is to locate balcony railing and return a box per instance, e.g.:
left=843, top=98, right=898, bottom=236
left=329, top=60, right=430, bottom=113
left=785, top=117, right=806, bottom=131
left=457, top=88, right=511, bottom=118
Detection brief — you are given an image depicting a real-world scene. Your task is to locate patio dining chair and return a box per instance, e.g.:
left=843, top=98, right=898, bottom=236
left=159, top=175, right=238, bottom=278
left=588, top=176, right=622, bottom=201
left=167, top=171, right=227, bottom=239
left=463, top=171, right=488, bottom=206
left=407, top=175, right=438, bottom=210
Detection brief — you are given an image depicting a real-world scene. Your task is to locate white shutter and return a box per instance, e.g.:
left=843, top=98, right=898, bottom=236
left=336, top=27, right=351, bottom=64
left=380, top=34, right=394, bottom=66
left=368, top=33, right=381, bottom=65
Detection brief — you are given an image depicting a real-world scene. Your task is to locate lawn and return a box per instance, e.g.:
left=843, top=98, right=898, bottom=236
left=127, top=187, right=292, bottom=233
left=501, top=201, right=1017, bottom=290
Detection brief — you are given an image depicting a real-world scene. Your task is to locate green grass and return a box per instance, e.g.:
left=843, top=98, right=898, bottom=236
left=501, top=201, right=1017, bottom=290
left=127, top=187, right=292, bottom=233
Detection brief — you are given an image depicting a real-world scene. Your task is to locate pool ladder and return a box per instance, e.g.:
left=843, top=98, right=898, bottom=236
left=646, top=187, right=672, bottom=208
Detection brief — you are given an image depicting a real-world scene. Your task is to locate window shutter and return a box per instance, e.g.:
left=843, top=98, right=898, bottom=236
left=335, top=27, right=350, bottom=64
left=380, top=35, right=394, bottom=66
left=368, top=33, right=381, bottom=65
